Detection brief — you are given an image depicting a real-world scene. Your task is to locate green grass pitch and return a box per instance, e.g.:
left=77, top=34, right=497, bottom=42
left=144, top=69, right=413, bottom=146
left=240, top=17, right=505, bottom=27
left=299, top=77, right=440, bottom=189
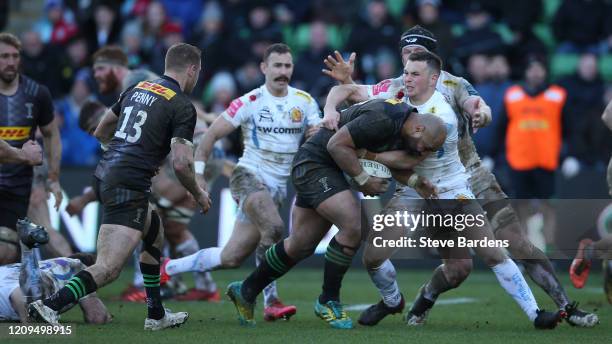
left=7, top=267, right=611, bottom=343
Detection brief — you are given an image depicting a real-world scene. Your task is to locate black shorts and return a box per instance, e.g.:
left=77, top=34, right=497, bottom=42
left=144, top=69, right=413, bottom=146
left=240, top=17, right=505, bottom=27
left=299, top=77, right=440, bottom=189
left=0, top=189, right=30, bottom=230
left=292, top=161, right=350, bottom=209
left=93, top=177, right=150, bottom=231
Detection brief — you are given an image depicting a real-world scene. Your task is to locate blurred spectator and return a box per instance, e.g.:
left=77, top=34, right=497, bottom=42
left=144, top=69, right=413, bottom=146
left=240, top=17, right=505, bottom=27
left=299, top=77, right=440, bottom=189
left=56, top=35, right=91, bottom=96
left=191, top=1, right=228, bottom=83
left=473, top=55, right=512, bottom=176
left=496, top=0, right=541, bottom=35
left=206, top=71, right=237, bottom=114
left=553, top=0, right=607, bottom=54
left=346, top=0, right=400, bottom=81
left=0, top=0, right=8, bottom=31
left=235, top=61, right=264, bottom=95
left=55, top=70, right=99, bottom=166
left=559, top=54, right=611, bottom=172
left=120, top=21, right=147, bottom=68
left=408, top=0, right=454, bottom=62
left=136, top=0, right=169, bottom=58
left=34, top=0, right=78, bottom=45
left=453, top=2, right=505, bottom=64
left=467, top=54, right=489, bottom=85
left=227, top=2, right=283, bottom=68
left=309, top=0, right=357, bottom=25
left=159, top=0, right=203, bottom=40
left=501, top=57, right=567, bottom=198
left=20, top=30, right=64, bottom=98
left=293, top=21, right=335, bottom=105
left=82, top=1, right=122, bottom=54
left=149, top=21, right=184, bottom=75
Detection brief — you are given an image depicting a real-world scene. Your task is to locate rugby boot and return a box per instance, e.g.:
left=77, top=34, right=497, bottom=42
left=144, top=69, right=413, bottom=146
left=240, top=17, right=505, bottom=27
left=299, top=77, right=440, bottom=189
left=358, top=294, right=405, bottom=326
left=314, top=299, right=353, bottom=329
left=263, top=299, right=297, bottom=321
left=17, top=218, right=49, bottom=249
left=570, top=239, right=593, bottom=288
left=406, top=285, right=434, bottom=326
left=226, top=281, right=255, bottom=327
left=564, top=302, right=599, bottom=327
left=533, top=309, right=562, bottom=329
left=144, top=308, right=189, bottom=331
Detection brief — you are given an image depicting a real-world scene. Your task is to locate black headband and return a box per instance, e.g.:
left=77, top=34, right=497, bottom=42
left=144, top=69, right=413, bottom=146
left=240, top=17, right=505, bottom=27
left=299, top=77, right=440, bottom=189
left=398, top=33, right=437, bottom=52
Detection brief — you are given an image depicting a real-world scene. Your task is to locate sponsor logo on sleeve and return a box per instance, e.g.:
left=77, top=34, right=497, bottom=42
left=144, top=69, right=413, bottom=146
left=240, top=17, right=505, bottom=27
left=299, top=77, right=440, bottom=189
left=227, top=98, right=244, bottom=118
left=372, top=79, right=392, bottom=95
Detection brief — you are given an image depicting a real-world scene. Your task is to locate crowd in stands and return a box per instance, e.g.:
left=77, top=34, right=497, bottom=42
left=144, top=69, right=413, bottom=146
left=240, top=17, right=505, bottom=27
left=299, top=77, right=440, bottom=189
left=2, top=0, right=611, bottom=197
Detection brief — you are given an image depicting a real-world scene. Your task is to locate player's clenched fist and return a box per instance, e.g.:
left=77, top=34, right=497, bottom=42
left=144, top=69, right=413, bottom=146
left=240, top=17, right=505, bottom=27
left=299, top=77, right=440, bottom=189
left=22, top=140, right=43, bottom=166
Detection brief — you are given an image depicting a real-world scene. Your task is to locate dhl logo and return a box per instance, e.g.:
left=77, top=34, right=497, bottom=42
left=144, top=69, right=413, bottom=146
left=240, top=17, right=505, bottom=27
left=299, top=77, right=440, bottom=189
left=0, top=126, right=31, bottom=140
left=135, top=81, right=176, bottom=100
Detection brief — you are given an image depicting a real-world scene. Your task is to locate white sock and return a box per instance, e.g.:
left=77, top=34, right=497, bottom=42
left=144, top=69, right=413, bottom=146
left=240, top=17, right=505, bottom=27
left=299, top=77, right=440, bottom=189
left=175, top=239, right=217, bottom=291
left=132, top=244, right=144, bottom=288
left=166, top=247, right=223, bottom=276
left=368, top=259, right=402, bottom=308
left=256, top=255, right=279, bottom=306
left=492, top=259, right=539, bottom=321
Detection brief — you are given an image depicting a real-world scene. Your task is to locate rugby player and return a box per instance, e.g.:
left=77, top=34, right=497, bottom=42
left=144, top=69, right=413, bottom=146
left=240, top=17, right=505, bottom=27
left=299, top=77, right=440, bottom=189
left=327, top=51, right=563, bottom=329
left=0, top=32, right=62, bottom=265
left=1, top=219, right=110, bottom=323
left=226, top=92, right=447, bottom=329
left=322, top=25, right=597, bottom=327
left=29, top=43, right=209, bottom=330
left=69, top=47, right=220, bottom=302
left=569, top=98, right=612, bottom=302
left=73, top=100, right=223, bottom=302
left=162, top=43, right=320, bottom=320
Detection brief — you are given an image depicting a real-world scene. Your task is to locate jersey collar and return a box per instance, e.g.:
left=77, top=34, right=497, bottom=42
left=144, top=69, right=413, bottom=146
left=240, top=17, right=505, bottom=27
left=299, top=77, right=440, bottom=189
left=161, top=75, right=181, bottom=88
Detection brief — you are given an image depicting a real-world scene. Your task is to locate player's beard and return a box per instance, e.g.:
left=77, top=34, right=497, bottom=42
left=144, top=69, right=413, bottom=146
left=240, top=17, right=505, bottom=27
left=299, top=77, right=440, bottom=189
left=0, top=67, right=17, bottom=84
left=99, top=71, right=120, bottom=94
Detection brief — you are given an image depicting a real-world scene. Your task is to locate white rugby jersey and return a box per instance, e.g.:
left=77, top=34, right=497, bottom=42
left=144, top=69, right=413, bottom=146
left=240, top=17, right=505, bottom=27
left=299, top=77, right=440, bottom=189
left=406, top=91, right=468, bottom=188
left=221, top=85, right=321, bottom=178
left=0, top=258, right=86, bottom=321
left=366, top=71, right=482, bottom=168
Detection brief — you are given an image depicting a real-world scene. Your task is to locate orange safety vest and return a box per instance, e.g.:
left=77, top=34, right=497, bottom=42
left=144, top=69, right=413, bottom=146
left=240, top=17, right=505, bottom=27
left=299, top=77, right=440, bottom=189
left=504, top=84, right=566, bottom=171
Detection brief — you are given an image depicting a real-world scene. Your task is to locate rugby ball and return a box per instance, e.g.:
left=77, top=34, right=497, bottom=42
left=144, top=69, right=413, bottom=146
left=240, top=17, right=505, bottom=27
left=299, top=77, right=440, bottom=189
left=345, top=159, right=392, bottom=188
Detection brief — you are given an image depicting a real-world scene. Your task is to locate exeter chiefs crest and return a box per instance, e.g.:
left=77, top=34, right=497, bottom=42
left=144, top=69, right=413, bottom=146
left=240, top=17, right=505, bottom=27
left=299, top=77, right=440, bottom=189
left=290, top=107, right=303, bottom=123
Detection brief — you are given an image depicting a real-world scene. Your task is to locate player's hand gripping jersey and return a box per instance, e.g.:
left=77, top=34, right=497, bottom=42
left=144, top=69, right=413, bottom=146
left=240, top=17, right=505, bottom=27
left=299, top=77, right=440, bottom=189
left=95, top=76, right=196, bottom=190
left=222, top=85, right=321, bottom=179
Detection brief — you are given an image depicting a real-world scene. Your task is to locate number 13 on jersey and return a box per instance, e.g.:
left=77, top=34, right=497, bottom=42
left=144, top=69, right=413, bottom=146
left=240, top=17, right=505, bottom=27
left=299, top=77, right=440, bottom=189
left=115, top=106, right=148, bottom=143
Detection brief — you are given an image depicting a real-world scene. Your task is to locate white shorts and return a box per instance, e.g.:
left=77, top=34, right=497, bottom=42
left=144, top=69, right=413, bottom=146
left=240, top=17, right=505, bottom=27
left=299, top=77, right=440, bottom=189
left=395, top=178, right=474, bottom=200
left=0, top=266, right=20, bottom=321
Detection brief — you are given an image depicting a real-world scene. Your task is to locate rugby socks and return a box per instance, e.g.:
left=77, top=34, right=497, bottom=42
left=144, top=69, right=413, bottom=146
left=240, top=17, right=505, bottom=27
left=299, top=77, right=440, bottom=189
left=367, top=259, right=402, bottom=308
left=176, top=239, right=217, bottom=292
left=256, top=254, right=279, bottom=307
left=19, top=244, right=43, bottom=303
left=492, top=259, right=539, bottom=321
left=520, top=257, right=569, bottom=308
left=241, top=241, right=295, bottom=303
left=423, top=265, right=454, bottom=302
left=319, top=237, right=356, bottom=304
left=165, top=247, right=223, bottom=275
left=44, top=270, right=98, bottom=311
left=141, top=263, right=165, bottom=320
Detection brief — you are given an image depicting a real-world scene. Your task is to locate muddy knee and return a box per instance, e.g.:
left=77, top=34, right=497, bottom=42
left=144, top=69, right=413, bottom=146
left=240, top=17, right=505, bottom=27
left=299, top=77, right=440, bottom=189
left=443, top=260, right=472, bottom=286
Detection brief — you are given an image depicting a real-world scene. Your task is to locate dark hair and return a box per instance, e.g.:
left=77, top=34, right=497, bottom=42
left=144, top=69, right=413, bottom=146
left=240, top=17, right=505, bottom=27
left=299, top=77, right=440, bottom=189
left=164, top=43, right=201, bottom=72
left=68, top=252, right=97, bottom=267
left=263, top=43, right=292, bottom=62
left=399, top=25, right=437, bottom=52
left=0, top=32, right=21, bottom=51
left=93, top=45, right=128, bottom=66
left=79, top=100, right=106, bottom=131
left=407, top=50, right=442, bottom=74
